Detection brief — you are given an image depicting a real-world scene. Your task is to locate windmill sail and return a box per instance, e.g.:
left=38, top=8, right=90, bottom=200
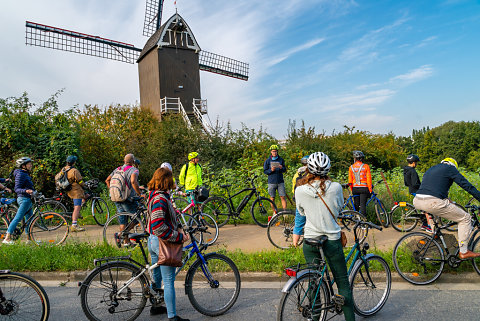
left=25, top=21, right=142, bottom=64
left=199, top=51, right=249, bottom=81
left=143, top=0, right=164, bottom=37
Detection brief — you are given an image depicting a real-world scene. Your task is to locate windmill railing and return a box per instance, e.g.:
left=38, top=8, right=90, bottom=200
left=192, top=102, right=211, bottom=133
left=160, top=97, right=192, bottom=127
left=193, top=99, right=207, bottom=114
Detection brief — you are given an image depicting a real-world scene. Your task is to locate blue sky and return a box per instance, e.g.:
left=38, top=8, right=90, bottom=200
left=1, top=0, right=479, bottom=138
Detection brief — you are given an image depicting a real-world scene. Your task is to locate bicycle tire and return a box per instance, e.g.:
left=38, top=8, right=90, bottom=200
left=277, top=271, right=328, bottom=321
left=1, top=215, right=9, bottom=241
left=390, top=203, right=419, bottom=232
left=339, top=210, right=368, bottom=243
left=103, top=212, right=145, bottom=247
left=80, top=261, right=147, bottom=321
left=185, top=253, right=241, bottom=316
left=392, top=232, right=445, bottom=285
left=350, top=255, right=391, bottom=317
left=200, top=196, right=231, bottom=228
left=374, top=199, right=389, bottom=227
left=194, top=212, right=219, bottom=245
left=267, top=210, right=300, bottom=249
left=90, top=198, right=110, bottom=226
left=2, top=204, right=18, bottom=222
left=470, top=236, right=480, bottom=275
left=29, top=212, right=69, bottom=245
left=251, top=197, right=277, bottom=228
left=0, top=271, right=50, bottom=321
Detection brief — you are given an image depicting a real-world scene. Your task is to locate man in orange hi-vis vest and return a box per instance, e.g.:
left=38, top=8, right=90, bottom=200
left=348, top=151, right=372, bottom=216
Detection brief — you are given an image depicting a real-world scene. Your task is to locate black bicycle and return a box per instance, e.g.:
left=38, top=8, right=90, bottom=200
left=200, top=175, right=277, bottom=228
left=0, top=192, right=18, bottom=241
left=0, top=270, right=50, bottom=321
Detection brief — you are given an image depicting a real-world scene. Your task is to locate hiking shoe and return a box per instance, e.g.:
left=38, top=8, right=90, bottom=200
left=71, top=225, right=85, bottom=232
left=420, top=224, right=433, bottom=233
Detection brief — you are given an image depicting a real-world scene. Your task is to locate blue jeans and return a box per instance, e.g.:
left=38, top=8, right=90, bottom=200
left=8, top=197, right=33, bottom=234
left=147, top=235, right=177, bottom=318
left=293, top=208, right=306, bottom=235
left=114, top=199, right=138, bottom=225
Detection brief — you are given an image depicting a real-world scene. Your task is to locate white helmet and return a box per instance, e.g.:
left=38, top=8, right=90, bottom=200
left=307, top=152, right=331, bottom=176
left=160, top=162, right=172, bottom=172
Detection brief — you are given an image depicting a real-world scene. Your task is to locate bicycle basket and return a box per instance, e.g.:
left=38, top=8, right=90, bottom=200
left=194, top=186, right=210, bottom=202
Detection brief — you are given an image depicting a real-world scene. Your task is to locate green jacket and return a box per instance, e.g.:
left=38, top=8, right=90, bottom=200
left=179, top=162, right=203, bottom=190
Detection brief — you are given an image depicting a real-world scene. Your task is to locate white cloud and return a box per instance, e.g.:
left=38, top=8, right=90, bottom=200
left=266, top=38, right=325, bottom=67
left=390, top=65, right=434, bottom=83
left=319, top=89, right=396, bottom=112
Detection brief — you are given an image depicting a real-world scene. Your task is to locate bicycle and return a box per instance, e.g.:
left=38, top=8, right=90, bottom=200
left=6, top=191, right=69, bottom=245
left=393, top=200, right=480, bottom=285
left=277, top=216, right=391, bottom=320
left=79, top=226, right=241, bottom=320
left=0, top=192, right=18, bottom=241
left=45, top=179, right=111, bottom=226
left=201, top=175, right=277, bottom=228
left=0, top=270, right=50, bottom=321
left=342, top=180, right=389, bottom=227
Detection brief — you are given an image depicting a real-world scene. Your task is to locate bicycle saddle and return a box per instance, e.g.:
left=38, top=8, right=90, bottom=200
left=220, top=184, right=231, bottom=188
left=128, top=232, right=150, bottom=243
left=305, top=235, right=329, bottom=248
left=0, top=198, right=16, bottom=205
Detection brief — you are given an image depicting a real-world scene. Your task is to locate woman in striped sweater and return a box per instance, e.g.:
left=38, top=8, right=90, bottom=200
left=146, top=167, right=190, bottom=321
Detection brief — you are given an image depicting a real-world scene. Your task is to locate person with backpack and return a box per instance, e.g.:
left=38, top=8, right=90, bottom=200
left=348, top=151, right=372, bottom=217
left=292, top=155, right=309, bottom=247
left=105, top=154, right=142, bottom=245
left=178, top=152, right=202, bottom=205
left=263, top=144, right=287, bottom=210
left=3, top=157, right=35, bottom=245
left=57, top=155, right=86, bottom=232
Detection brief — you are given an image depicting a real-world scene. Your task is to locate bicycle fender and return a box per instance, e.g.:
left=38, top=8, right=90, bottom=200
left=280, top=269, right=321, bottom=293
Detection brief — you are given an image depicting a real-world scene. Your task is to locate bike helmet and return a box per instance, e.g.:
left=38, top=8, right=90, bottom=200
left=269, top=144, right=279, bottom=151
left=406, top=154, right=420, bottom=163
left=66, top=155, right=78, bottom=164
left=441, top=157, right=458, bottom=168
left=160, top=162, right=172, bottom=172
left=188, top=152, right=199, bottom=160
left=16, top=157, right=32, bottom=168
left=307, top=152, right=331, bottom=176
left=300, top=155, right=309, bottom=165
left=134, top=158, right=141, bottom=166
left=352, top=151, right=364, bottom=159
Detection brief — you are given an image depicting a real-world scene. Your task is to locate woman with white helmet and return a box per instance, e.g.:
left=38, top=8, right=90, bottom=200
left=295, top=152, right=355, bottom=321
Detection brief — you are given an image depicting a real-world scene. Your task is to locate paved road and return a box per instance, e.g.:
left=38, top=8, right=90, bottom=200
left=42, top=281, right=479, bottom=321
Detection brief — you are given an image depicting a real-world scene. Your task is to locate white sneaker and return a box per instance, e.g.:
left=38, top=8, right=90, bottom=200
left=71, top=225, right=86, bottom=232
left=2, top=239, right=14, bottom=245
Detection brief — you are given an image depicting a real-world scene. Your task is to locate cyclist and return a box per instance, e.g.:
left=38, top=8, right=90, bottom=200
left=61, top=155, right=87, bottom=232
left=295, top=152, right=355, bottom=321
left=146, top=167, right=190, bottom=321
left=292, top=155, right=309, bottom=247
left=403, top=154, right=432, bottom=232
left=2, top=157, right=36, bottom=245
left=348, top=150, right=372, bottom=217
left=179, top=152, right=202, bottom=205
left=413, top=158, right=480, bottom=259
left=263, top=144, right=287, bottom=210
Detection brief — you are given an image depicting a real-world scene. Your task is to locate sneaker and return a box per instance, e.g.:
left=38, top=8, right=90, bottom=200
left=168, top=316, right=190, bottom=321
left=71, top=225, right=85, bottom=232
left=150, top=305, right=167, bottom=315
left=2, top=239, right=14, bottom=245
left=420, top=224, right=433, bottom=233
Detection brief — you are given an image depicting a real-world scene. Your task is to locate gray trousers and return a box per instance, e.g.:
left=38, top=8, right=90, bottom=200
left=413, top=195, right=472, bottom=253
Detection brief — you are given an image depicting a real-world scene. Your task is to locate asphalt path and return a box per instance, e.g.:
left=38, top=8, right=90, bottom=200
left=41, top=281, right=479, bottom=321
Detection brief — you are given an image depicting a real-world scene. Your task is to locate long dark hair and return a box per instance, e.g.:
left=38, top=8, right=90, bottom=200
left=297, top=168, right=331, bottom=195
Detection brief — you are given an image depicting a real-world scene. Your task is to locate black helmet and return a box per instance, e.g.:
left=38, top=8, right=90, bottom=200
left=353, top=151, right=364, bottom=159
left=16, top=157, right=33, bottom=168
left=66, top=155, right=78, bottom=164
left=134, top=158, right=141, bottom=166
left=406, top=154, right=420, bottom=163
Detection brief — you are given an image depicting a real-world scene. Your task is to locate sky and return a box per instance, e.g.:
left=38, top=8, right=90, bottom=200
left=1, top=0, right=480, bottom=139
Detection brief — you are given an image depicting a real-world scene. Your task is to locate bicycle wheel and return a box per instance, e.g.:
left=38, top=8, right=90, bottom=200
left=200, top=196, right=231, bottom=228
left=470, top=236, right=480, bottom=275
left=392, top=232, right=445, bottom=285
left=251, top=197, right=277, bottom=228
left=185, top=253, right=241, bottom=316
left=0, top=215, right=9, bottom=241
left=194, top=212, right=219, bottom=245
left=374, top=199, right=389, bottom=227
left=267, top=210, right=299, bottom=249
left=103, top=213, right=145, bottom=247
left=181, top=213, right=203, bottom=245
left=2, top=204, right=18, bottom=222
left=29, top=212, right=69, bottom=245
left=390, top=203, right=419, bottom=232
left=0, top=271, right=50, bottom=321
left=91, top=198, right=110, bottom=226
left=277, top=271, right=328, bottom=321
left=173, top=197, right=192, bottom=215
left=340, top=210, right=368, bottom=243
left=80, top=261, right=147, bottom=321
left=350, top=255, right=391, bottom=317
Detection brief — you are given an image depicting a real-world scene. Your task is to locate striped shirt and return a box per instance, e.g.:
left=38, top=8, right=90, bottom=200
left=148, top=190, right=183, bottom=242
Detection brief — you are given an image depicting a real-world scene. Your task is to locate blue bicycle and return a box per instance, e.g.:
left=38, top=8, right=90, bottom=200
left=342, top=180, right=389, bottom=227
left=79, top=225, right=241, bottom=321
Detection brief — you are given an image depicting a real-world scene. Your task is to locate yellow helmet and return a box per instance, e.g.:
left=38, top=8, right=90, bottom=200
left=441, top=157, right=458, bottom=168
left=188, top=152, right=199, bottom=160
left=269, top=144, right=279, bottom=151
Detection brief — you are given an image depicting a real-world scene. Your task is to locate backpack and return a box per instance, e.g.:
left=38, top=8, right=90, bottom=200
left=109, top=166, right=132, bottom=202
left=55, top=168, right=72, bottom=191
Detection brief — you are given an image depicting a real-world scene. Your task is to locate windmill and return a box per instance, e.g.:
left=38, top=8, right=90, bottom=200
left=25, top=0, right=249, bottom=130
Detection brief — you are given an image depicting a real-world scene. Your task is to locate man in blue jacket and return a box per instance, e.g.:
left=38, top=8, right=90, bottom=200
left=413, top=158, right=480, bottom=259
left=263, top=144, right=287, bottom=210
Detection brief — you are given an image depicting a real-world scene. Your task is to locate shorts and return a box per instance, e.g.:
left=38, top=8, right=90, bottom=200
left=115, top=200, right=138, bottom=225
left=268, top=183, right=286, bottom=198
left=73, top=199, right=83, bottom=206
